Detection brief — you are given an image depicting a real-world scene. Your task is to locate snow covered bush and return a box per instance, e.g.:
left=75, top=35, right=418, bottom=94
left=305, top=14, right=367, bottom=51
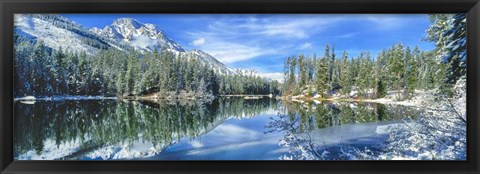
left=379, top=77, right=466, bottom=160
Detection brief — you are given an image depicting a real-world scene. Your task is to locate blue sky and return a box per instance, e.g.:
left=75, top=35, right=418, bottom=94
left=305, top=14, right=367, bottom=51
left=62, top=14, right=435, bottom=81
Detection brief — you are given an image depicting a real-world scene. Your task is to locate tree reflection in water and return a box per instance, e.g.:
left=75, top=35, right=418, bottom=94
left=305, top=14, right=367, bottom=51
left=14, top=98, right=420, bottom=160
left=14, top=97, right=278, bottom=160
left=265, top=101, right=421, bottom=160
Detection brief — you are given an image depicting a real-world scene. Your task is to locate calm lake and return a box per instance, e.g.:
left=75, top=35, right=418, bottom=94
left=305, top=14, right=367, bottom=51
left=14, top=97, right=422, bottom=160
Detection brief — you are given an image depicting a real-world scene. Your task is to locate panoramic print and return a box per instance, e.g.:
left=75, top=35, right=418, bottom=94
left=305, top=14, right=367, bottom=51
left=13, top=14, right=466, bottom=160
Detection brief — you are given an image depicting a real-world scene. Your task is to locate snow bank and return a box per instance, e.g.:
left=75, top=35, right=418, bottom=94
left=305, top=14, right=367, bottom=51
left=16, top=96, right=36, bottom=101
left=14, top=96, right=117, bottom=101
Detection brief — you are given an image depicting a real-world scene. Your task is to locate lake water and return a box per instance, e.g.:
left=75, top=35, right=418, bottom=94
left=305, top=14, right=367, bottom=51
left=13, top=97, right=422, bottom=160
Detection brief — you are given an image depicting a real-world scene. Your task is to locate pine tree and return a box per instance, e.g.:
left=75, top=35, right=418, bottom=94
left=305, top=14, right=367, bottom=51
left=54, top=46, right=67, bottom=95
left=31, top=41, right=43, bottom=95
left=298, top=54, right=307, bottom=88
left=405, top=46, right=417, bottom=98
left=289, top=56, right=297, bottom=94
left=329, top=46, right=340, bottom=92
left=355, top=53, right=367, bottom=97
left=78, top=51, right=90, bottom=94
left=116, top=58, right=128, bottom=96
left=125, top=53, right=138, bottom=96
left=339, top=51, right=351, bottom=96
left=14, top=40, right=33, bottom=96
left=315, top=56, right=329, bottom=97
left=389, top=44, right=406, bottom=98
left=427, top=14, right=466, bottom=97
left=375, top=49, right=388, bottom=98
left=310, top=53, right=317, bottom=84
left=283, top=57, right=291, bottom=94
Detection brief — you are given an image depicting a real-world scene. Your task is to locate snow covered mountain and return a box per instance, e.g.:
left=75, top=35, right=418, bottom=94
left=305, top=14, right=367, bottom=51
left=186, top=49, right=235, bottom=75
left=14, top=15, right=246, bottom=77
left=90, top=18, right=185, bottom=53
left=91, top=18, right=236, bottom=75
left=14, top=14, right=126, bottom=55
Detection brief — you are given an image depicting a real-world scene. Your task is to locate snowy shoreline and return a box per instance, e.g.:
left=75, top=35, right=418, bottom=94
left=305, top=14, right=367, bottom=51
left=14, top=96, right=118, bottom=102
left=285, top=89, right=433, bottom=107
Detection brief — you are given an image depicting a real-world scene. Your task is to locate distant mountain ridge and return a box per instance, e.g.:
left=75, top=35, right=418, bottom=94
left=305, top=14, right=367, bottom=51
left=14, top=14, right=126, bottom=55
left=14, top=15, right=267, bottom=77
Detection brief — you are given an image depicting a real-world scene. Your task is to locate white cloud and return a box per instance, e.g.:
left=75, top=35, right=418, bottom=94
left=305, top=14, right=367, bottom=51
left=189, top=36, right=279, bottom=64
left=191, top=38, right=206, bottom=46
left=257, top=72, right=284, bottom=83
left=336, top=32, right=357, bottom=38
left=299, top=42, right=313, bottom=50
left=207, top=16, right=343, bottom=39
left=204, top=43, right=276, bottom=64
left=359, top=14, right=414, bottom=30
left=186, top=15, right=346, bottom=64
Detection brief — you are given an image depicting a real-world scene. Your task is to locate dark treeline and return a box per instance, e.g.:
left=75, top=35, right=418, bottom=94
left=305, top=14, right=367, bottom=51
left=14, top=36, right=280, bottom=98
left=14, top=98, right=278, bottom=159
left=282, top=14, right=466, bottom=99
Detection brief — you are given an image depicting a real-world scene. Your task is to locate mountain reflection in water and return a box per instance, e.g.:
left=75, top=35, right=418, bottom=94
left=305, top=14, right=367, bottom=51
left=14, top=98, right=421, bottom=160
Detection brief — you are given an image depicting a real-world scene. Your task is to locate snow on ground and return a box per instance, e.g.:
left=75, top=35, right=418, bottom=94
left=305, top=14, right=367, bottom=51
left=15, top=96, right=36, bottom=101
left=291, top=87, right=436, bottom=107
left=350, top=89, right=431, bottom=106
left=306, top=89, right=435, bottom=107
left=364, top=90, right=435, bottom=107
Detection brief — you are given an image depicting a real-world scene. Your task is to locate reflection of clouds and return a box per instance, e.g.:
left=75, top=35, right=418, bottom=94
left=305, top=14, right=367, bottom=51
left=210, top=124, right=260, bottom=140
left=190, top=140, right=204, bottom=148
left=184, top=136, right=282, bottom=157
left=185, top=140, right=263, bottom=155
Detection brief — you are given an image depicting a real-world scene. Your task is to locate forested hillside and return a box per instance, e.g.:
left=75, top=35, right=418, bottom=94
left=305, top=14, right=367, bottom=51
left=14, top=39, right=280, bottom=97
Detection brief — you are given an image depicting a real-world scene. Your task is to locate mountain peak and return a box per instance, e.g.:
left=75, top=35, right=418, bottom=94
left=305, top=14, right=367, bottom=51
left=92, top=18, right=185, bottom=53
left=112, top=18, right=142, bottom=29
